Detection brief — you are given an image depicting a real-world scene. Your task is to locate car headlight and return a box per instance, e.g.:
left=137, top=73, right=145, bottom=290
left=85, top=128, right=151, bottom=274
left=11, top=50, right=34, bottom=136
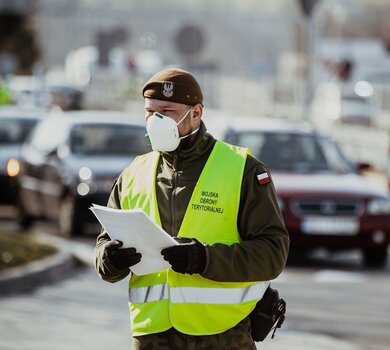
left=79, top=166, right=92, bottom=182
left=367, top=198, right=390, bottom=215
left=6, top=159, right=20, bottom=177
left=77, top=167, right=93, bottom=195
left=77, top=183, right=90, bottom=196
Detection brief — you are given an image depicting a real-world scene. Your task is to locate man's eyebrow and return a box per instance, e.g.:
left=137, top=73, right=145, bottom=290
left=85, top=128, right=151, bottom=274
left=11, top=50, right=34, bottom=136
left=160, top=103, right=175, bottom=108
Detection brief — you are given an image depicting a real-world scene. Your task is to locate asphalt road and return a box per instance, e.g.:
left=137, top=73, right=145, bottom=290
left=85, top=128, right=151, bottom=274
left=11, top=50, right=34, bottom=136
left=0, top=217, right=389, bottom=350
left=277, top=251, right=390, bottom=350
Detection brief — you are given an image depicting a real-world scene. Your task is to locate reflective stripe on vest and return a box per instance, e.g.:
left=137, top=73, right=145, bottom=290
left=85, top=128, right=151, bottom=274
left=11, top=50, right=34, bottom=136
left=129, top=282, right=268, bottom=305
left=129, top=283, right=168, bottom=304
left=121, top=140, right=268, bottom=336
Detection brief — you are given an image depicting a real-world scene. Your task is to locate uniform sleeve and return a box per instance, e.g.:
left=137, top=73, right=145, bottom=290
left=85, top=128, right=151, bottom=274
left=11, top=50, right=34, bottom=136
left=202, top=155, right=290, bottom=282
left=94, top=175, right=131, bottom=283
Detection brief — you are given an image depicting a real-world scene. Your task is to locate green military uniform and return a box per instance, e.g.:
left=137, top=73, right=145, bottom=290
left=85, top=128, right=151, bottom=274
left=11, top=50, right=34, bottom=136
left=95, top=121, right=289, bottom=349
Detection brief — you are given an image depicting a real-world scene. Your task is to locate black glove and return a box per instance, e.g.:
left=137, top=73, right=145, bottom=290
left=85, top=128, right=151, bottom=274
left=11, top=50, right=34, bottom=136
left=104, top=240, right=142, bottom=270
left=161, top=237, right=207, bottom=275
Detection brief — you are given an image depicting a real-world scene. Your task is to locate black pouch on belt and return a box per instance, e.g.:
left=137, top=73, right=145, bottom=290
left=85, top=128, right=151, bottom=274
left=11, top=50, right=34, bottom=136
left=249, top=285, right=286, bottom=342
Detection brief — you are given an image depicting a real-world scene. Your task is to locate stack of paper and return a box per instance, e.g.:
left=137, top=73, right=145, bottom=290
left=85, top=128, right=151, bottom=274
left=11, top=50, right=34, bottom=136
left=90, top=204, right=178, bottom=275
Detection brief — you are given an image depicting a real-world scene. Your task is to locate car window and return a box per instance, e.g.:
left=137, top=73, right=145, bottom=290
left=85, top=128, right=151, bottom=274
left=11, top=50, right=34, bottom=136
left=0, top=118, right=39, bottom=145
left=316, top=137, right=353, bottom=174
left=70, top=123, right=150, bottom=156
left=258, top=133, right=328, bottom=172
left=227, top=131, right=353, bottom=173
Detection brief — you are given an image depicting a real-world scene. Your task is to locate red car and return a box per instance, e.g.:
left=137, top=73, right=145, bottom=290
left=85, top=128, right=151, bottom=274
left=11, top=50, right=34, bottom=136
left=223, top=118, right=390, bottom=267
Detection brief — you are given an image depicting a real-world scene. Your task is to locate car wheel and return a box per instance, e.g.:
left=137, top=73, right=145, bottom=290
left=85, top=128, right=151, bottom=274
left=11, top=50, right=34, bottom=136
left=362, top=246, right=388, bottom=268
left=58, top=195, right=82, bottom=237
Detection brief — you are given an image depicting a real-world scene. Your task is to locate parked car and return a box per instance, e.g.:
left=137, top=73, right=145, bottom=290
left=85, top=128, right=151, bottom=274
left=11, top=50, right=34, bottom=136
left=0, top=107, right=44, bottom=205
left=310, top=82, right=378, bottom=127
left=223, top=118, right=390, bottom=267
left=340, top=90, right=378, bottom=126
left=16, top=110, right=150, bottom=236
left=7, top=75, right=85, bottom=111
left=46, top=82, right=84, bottom=111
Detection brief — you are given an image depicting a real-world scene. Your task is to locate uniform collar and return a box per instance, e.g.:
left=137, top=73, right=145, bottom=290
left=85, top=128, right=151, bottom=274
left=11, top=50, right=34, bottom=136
left=160, top=120, right=215, bottom=162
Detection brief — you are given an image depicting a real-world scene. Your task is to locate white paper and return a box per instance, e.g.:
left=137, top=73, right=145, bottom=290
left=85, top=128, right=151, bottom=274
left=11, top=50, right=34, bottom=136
left=90, top=204, right=178, bottom=275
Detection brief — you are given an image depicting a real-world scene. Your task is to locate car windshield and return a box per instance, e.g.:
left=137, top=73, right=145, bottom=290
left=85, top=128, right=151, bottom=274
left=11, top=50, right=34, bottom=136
left=226, top=131, right=354, bottom=173
left=70, top=123, right=150, bottom=156
left=0, top=118, right=39, bottom=145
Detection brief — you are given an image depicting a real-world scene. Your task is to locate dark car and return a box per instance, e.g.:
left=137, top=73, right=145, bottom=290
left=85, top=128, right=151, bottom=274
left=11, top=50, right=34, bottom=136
left=8, top=75, right=85, bottom=111
left=0, top=107, right=44, bottom=205
left=47, top=82, right=84, bottom=111
left=17, top=110, right=150, bottom=236
left=223, top=118, right=390, bottom=267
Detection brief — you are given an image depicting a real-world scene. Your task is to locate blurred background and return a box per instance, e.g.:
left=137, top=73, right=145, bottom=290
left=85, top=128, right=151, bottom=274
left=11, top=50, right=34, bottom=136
left=1, top=1, right=390, bottom=350
left=1, top=0, right=390, bottom=171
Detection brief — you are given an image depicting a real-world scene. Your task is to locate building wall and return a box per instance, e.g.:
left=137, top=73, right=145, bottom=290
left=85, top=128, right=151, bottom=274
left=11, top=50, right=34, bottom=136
left=35, top=1, right=297, bottom=76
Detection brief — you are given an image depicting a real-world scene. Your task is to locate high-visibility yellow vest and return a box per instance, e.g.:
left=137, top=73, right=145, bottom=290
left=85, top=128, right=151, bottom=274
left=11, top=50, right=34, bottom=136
left=120, top=140, right=269, bottom=336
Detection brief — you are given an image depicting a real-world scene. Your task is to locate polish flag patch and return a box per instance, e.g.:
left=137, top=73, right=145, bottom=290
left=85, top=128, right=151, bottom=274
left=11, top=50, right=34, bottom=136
left=257, top=172, right=271, bottom=185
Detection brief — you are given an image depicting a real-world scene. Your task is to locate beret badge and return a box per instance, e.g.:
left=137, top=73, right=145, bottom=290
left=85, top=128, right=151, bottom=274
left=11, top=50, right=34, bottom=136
left=162, top=82, right=174, bottom=97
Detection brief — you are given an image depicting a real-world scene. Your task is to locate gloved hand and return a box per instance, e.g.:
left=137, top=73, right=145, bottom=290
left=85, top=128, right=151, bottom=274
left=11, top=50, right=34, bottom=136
left=161, top=237, right=207, bottom=275
left=104, top=240, right=142, bottom=270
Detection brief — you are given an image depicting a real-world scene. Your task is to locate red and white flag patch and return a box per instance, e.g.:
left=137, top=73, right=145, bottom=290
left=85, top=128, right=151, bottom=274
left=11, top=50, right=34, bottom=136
left=257, top=172, right=271, bottom=185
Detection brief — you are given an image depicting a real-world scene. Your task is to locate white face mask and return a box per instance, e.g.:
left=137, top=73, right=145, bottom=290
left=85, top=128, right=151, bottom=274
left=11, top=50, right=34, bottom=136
left=146, top=108, right=198, bottom=152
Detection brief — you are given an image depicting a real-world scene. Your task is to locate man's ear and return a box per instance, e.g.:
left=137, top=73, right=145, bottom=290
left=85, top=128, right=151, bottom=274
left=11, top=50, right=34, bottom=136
left=192, top=103, right=203, bottom=124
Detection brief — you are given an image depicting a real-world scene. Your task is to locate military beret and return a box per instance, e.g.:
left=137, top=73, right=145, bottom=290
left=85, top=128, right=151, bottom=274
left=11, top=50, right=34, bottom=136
left=142, top=68, right=203, bottom=106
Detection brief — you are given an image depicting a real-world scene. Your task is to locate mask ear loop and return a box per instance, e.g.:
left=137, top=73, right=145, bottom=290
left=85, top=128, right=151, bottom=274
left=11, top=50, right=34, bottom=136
left=176, top=107, right=193, bottom=126
left=177, top=107, right=200, bottom=140
left=180, top=126, right=199, bottom=140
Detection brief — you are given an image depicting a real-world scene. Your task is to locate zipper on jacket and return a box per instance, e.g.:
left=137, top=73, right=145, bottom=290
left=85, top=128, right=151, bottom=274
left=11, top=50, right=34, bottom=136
left=171, top=153, right=178, bottom=236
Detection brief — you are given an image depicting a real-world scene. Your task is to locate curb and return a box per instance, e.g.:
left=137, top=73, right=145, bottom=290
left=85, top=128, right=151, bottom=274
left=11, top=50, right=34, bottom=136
left=0, top=250, right=81, bottom=297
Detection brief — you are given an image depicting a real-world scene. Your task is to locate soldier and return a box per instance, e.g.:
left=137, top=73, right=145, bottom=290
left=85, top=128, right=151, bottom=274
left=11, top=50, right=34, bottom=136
left=94, top=68, right=289, bottom=349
